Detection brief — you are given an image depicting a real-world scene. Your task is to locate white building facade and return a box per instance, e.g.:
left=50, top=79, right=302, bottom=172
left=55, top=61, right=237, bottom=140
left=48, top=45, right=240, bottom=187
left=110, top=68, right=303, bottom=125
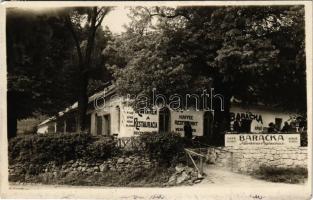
left=37, top=86, right=302, bottom=137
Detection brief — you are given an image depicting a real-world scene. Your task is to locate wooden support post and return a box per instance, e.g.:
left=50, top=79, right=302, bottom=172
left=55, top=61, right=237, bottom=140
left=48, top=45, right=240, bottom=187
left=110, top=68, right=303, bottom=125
left=200, top=156, right=203, bottom=174
left=186, top=151, right=201, bottom=174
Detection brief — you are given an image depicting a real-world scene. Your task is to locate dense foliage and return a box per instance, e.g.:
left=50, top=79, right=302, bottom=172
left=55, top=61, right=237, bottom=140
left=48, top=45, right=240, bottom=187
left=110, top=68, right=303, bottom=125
left=105, top=6, right=306, bottom=141
left=9, top=133, right=119, bottom=169
left=7, top=8, right=113, bottom=138
left=86, top=136, right=119, bottom=160
left=139, top=132, right=186, bottom=166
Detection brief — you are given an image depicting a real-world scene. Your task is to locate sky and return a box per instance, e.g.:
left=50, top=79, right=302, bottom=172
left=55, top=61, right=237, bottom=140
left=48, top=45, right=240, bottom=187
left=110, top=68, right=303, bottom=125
left=13, top=6, right=132, bottom=34
left=101, top=7, right=131, bottom=34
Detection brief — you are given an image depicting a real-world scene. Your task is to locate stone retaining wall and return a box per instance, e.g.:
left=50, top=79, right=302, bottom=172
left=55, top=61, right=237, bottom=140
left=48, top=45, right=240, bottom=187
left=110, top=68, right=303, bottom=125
left=9, top=155, right=158, bottom=177
left=207, top=146, right=308, bottom=173
left=9, top=155, right=203, bottom=186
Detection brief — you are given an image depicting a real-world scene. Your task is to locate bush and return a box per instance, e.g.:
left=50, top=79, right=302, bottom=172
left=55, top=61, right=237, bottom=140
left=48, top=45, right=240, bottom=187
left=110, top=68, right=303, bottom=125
left=254, top=165, right=308, bottom=184
left=8, top=133, right=120, bottom=175
left=86, top=136, right=120, bottom=160
left=139, top=132, right=185, bottom=166
left=9, top=133, right=93, bottom=166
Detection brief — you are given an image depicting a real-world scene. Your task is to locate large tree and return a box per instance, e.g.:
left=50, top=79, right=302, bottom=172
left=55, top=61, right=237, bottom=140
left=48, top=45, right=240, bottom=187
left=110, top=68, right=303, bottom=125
left=62, top=7, right=111, bottom=131
left=6, top=9, right=79, bottom=138
left=105, top=6, right=306, bottom=143
left=7, top=7, right=113, bottom=138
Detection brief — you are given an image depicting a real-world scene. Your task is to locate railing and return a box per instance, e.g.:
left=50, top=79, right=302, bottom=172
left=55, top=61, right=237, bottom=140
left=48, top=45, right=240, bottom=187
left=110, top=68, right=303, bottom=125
left=185, top=140, right=235, bottom=173
left=184, top=148, right=207, bottom=175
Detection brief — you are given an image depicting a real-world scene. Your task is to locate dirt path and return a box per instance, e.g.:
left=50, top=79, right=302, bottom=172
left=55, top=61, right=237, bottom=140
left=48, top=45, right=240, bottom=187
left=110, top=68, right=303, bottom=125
left=199, top=166, right=305, bottom=186
left=6, top=167, right=310, bottom=200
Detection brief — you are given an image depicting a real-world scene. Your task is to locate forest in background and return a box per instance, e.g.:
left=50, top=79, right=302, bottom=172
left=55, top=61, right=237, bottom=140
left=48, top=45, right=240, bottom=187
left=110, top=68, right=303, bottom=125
left=7, top=6, right=306, bottom=138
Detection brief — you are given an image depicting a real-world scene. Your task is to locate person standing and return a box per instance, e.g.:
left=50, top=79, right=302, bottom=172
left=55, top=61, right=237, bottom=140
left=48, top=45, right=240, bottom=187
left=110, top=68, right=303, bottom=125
left=233, top=119, right=241, bottom=132
left=184, top=121, right=193, bottom=140
left=281, top=122, right=291, bottom=132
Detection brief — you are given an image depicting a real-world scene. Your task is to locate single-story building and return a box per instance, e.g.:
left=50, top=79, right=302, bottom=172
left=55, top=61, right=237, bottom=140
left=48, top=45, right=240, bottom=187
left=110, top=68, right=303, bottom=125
left=37, top=84, right=304, bottom=137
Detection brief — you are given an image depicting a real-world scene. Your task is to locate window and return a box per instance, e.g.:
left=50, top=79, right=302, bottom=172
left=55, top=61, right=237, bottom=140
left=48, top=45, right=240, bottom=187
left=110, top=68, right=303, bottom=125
left=116, top=106, right=120, bottom=132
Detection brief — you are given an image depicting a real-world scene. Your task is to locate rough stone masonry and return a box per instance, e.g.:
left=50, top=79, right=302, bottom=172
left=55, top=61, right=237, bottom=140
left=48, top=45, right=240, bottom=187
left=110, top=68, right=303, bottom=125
left=206, top=146, right=307, bottom=173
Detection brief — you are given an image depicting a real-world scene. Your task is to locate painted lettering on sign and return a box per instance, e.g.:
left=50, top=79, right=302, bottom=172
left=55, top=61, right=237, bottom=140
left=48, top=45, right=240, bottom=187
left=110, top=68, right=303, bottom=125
left=230, top=112, right=263, bottom=124
left=134, top=118, right=158, bottom=130
left=171, top=111, right=203, bottom=136
left=225, top=134, right=300, bottom=147
left=239, top=134, right=284, bottom=142
left=121, top=107, right=159, bottom=136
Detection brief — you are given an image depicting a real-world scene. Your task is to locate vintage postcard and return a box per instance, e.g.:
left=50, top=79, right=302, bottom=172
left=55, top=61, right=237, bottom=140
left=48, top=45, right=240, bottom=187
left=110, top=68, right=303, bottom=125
left=0, top=1, right=312, bottom=199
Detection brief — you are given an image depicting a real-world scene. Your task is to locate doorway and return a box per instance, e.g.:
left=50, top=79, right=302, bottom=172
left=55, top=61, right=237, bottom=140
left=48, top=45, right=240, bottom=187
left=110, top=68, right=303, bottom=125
left=159, top=107, right=170, bottom=133
left=96, top=115, right=102, bottom=135
left=204, top=111, right=214, bottom=139
left=103, top=115, right=111, bottom=135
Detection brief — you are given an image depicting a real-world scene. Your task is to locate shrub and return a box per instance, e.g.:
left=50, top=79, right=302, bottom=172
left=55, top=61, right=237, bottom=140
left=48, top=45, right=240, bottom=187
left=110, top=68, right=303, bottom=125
left=9, top=133, right=93, bottom=166
left=139, top=132, right=185, bottom=166
left=86, top=136, right=120, bottom=160
left=254, top=165, right=308, bottom=184
left=9, top=133, right=121, bottom=176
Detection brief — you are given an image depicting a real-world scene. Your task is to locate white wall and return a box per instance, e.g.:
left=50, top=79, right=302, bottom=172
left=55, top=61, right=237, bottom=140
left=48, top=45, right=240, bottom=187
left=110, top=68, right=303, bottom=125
left=37, top=125, right=48, bottom=134
left=88, top=96, right=297, bottom=137
left=37, top=121, right=56, bottom=134
left=230, top=105, right=296, bottom=133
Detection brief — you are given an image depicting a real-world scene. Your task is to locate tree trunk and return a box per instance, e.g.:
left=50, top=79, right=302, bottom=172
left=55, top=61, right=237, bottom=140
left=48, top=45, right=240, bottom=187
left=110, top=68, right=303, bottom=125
left=77, top=8, right=98, bottom=132
left=7, top=95, right=17, bottom=139
left=66, top=7, right=108, bottom=132
left=77, top=70, right=89, bottom=131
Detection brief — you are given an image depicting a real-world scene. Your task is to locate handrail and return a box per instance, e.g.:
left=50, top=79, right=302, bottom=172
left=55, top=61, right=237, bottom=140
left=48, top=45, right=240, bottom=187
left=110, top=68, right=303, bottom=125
left=185, top=148, right=207, bottom=158
left=191, top=140, right=233, bottom=154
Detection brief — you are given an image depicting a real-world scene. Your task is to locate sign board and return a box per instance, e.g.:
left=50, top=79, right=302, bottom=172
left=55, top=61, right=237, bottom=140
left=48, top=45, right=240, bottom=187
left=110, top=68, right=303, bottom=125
left=120, top=107, right=158, bottom=136
left=230, top=111, right=264, bottom=133
left=170, top=110, right=203, bottom=137
left=225, top=134, right=301, bottom=147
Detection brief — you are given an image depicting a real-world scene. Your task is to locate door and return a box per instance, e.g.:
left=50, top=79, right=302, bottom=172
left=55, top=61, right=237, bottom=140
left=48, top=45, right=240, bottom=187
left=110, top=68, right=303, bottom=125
left=204, top=111, right=213, bottom=139
left=96, top=115, right=102, bottom=135
left=103, top=115, right=111, bottom=135
left=159, top=107, right=170, bottom=133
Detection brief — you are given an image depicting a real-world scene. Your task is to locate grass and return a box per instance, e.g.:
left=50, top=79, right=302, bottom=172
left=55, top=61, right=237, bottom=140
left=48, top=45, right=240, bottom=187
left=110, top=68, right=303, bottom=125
left=253, top=165, right=308, bottom=184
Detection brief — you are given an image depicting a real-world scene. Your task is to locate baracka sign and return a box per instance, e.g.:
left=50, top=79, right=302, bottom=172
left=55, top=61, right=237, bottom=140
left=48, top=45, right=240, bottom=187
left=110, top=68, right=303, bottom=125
left=225, top=134, right=300, bottom=147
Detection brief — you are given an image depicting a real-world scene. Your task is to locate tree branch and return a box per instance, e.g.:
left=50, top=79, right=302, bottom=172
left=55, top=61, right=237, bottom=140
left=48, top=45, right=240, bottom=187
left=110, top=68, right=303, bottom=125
left=145, top=7, right=191, bottom=21
left=95, top=7, right=111, bottom=28
left=64, top=15, right=83, bottom=65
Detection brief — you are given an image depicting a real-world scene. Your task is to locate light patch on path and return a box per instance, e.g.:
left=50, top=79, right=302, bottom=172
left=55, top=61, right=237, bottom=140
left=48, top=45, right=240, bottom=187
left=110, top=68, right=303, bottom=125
left=6, top=167, right=311, bottom=200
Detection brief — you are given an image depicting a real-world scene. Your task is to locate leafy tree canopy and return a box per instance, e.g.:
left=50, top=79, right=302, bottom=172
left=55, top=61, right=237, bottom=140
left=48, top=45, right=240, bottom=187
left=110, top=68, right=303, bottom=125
left=104, top=6, right=306, bottom=114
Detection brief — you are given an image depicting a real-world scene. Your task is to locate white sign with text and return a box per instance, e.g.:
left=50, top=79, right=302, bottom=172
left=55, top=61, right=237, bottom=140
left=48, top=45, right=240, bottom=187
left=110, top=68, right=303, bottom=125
left=170, top=110, right=203, bottom=137
left=120, top=107, right=159, bottom=136
left=225, top=134, right=301, bottom=147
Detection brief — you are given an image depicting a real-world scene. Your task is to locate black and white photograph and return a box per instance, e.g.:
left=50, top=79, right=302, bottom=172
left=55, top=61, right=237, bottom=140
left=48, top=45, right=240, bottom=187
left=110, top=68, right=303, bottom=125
left=0, top=1, right=312, bottom=199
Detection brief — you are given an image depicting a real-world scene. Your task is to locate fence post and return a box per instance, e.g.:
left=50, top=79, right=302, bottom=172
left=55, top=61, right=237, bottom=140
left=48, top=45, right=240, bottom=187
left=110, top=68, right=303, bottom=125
left=200, top=156, right=203, bottom=174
